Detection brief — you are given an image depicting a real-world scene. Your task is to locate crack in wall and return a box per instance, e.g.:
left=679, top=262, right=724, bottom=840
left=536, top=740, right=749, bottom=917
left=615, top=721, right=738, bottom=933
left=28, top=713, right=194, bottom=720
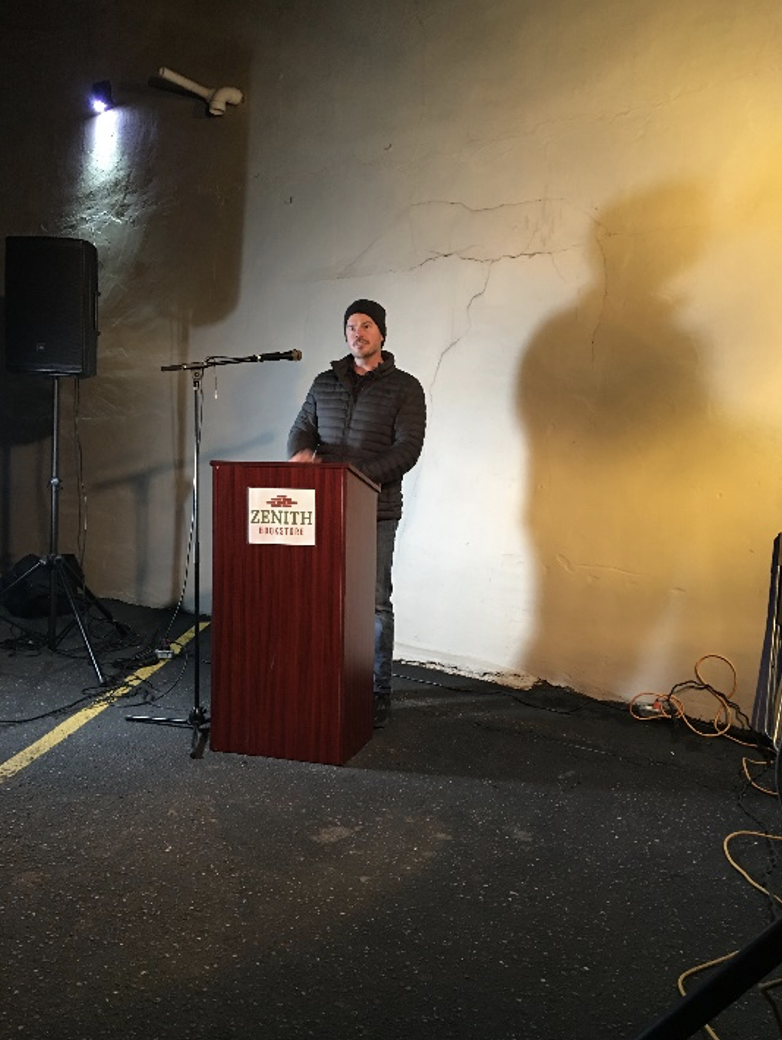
left=338, top=195, right=583, bottom=279
left=335, top=196, right=611, bottom=406
left=430, top=262, right=493, bottom=397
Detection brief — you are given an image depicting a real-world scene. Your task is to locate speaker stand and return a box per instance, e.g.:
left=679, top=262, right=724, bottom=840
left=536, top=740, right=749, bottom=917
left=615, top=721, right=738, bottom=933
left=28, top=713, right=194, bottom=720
left=0, top=376, right=119, bottom=685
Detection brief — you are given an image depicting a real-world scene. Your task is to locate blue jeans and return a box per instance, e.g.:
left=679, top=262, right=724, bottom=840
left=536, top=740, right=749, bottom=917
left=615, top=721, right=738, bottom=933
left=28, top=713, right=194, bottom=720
left=374, top=519, right=399, bottom=696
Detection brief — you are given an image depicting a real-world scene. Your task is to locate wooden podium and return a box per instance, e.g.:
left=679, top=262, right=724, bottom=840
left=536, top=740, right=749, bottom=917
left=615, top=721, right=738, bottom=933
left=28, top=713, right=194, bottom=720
left=209, top=461, right=378, bottom=764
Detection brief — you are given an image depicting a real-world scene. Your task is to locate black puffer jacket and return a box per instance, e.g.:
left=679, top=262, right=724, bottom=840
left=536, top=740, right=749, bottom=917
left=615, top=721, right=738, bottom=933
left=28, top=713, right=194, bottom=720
left=287, top=351, right=427, bottom=520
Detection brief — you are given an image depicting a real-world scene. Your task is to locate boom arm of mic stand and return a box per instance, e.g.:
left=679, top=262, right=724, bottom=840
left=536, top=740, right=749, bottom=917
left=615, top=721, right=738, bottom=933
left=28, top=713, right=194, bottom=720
left=160, top=358, right=234, bottom=373
left=161, top=351, right=301, bottom=373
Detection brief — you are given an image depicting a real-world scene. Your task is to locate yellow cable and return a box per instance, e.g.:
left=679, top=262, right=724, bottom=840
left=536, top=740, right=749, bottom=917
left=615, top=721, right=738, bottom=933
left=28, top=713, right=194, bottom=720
left=630, top=654, right=761, bottom=749
left=674, top=828, right=782, bottom=1040
left=723, top=830, right=782, bottom=906
left=632, top=658, right=782, bottom=1040
left=677, top=952, right=738, bottom=1040
left=742, top=757, right=776, bottom=797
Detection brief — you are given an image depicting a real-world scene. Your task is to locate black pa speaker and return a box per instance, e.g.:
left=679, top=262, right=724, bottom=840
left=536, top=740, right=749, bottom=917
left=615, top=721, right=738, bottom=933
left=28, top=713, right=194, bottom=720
left=4, top=236, right=99, bottom=378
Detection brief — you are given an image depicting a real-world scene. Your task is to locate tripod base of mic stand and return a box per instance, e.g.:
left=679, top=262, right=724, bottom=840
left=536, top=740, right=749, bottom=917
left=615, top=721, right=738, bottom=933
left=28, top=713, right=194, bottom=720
left=126, top=705, right=210, bottom=759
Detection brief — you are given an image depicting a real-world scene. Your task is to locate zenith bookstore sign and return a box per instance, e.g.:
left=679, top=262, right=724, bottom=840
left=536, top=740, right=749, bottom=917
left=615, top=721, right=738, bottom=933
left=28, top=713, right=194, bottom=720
left=247, top=487, right=316, bottom=546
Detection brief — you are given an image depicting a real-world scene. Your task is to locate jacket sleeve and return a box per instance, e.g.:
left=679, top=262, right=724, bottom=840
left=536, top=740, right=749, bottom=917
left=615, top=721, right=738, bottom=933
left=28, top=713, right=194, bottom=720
left=357, top=376, right=427, bottom=486
left=286, top=385, right=320, bottom=457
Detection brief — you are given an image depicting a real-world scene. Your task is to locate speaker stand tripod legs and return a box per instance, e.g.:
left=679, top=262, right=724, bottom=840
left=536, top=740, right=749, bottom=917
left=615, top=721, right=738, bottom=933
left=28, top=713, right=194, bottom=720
left=46, top=553, right=112, bottom=683
left=0, top=554, right=116, bottom=687
left=0, top=377, right=121, bottom=686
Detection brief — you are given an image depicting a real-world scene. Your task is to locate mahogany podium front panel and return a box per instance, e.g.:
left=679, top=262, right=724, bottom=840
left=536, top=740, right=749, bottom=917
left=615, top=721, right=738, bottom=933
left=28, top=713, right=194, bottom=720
left=209, top=461, right=378, bottom=765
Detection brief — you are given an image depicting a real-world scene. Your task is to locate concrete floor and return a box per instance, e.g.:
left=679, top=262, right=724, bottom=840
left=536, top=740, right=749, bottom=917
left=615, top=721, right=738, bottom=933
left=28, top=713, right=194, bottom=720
left=1, top=597, right=782, bottom=1040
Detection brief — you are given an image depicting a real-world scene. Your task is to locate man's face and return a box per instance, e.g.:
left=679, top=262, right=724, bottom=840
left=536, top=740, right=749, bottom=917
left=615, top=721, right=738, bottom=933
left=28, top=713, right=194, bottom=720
left=345, top=313, right=384, bottom=367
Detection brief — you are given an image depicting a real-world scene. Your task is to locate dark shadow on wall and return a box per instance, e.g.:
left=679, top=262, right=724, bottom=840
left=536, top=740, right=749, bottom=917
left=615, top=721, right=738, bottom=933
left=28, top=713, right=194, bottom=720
left=516, top=182, right=711, bottom=696
left=0, top=1, right=253, bottom=604
left=91, top=428, right=275, bottom=604
left=80, top=20, right=253, bottom=604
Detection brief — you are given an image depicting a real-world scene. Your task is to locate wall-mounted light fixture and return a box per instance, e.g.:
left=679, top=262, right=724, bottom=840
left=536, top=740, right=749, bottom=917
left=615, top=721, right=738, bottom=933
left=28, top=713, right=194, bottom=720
left=157, top=66, right=243, bottom=116
left=90, top=80, right=114, bottom=115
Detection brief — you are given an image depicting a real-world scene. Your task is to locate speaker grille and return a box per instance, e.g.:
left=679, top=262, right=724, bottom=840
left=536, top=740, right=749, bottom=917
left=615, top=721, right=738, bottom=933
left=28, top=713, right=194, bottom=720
left=4, top=236, right=99, bottom=378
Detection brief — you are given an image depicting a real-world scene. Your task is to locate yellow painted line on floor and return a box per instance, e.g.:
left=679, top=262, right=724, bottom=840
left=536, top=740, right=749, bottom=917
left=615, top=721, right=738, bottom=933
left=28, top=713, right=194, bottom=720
left=0, top=621, right=210, bottom=784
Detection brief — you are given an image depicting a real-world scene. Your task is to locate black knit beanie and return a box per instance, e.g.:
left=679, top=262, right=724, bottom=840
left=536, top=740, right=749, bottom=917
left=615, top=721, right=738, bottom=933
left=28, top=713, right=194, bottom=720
left=344, top=299, right=387, bottom=341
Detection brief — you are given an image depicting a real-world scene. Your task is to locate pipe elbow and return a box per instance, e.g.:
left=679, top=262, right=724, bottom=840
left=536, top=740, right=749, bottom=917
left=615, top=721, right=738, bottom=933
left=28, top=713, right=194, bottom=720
left=156, top=66, right=244, bottom=116
left=207, top=86, right=244, bottom=115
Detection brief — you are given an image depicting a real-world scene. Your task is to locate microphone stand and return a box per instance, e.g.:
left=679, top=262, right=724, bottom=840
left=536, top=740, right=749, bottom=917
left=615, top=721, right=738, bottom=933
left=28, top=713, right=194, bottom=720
left=126, top=351, right=301, bottom=757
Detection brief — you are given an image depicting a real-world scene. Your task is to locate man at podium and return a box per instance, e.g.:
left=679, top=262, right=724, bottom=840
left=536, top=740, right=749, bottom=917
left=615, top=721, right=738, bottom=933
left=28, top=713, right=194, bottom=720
left=288, top=298, right=427, bottom=727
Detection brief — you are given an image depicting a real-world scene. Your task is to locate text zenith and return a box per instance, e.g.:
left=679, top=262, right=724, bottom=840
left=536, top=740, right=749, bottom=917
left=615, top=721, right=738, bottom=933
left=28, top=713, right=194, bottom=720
left=251, top=508, right=314, bottom=526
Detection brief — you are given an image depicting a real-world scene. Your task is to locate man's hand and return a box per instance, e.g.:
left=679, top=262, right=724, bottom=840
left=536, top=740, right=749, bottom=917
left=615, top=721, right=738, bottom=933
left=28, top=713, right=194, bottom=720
left=289, top=449, right=320, bottom=463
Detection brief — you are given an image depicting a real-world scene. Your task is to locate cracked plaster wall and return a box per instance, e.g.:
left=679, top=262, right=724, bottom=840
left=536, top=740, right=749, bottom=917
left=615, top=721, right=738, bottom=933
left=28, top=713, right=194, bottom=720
left=2, top=0, right=782, bottom=713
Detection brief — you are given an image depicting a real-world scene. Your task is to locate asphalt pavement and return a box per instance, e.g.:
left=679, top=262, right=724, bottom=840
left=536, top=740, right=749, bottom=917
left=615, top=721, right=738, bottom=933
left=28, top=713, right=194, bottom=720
left=1, top=598, right=781, bottom=1040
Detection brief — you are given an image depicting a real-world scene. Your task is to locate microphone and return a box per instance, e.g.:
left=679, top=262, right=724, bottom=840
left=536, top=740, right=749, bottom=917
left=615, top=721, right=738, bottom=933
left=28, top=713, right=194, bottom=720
left=253, top=349, right=302, bottom=362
